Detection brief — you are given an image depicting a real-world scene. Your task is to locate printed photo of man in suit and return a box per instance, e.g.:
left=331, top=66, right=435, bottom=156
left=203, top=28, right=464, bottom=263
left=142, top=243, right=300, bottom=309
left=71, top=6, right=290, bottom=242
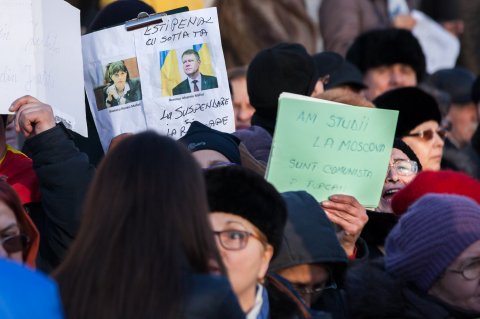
left=172, top=49, right=218, bottom=95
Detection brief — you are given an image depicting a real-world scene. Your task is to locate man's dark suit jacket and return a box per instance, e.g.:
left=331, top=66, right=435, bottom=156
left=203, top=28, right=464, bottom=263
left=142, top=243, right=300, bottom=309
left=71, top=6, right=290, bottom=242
left=172, top=74, right=218, bottom=95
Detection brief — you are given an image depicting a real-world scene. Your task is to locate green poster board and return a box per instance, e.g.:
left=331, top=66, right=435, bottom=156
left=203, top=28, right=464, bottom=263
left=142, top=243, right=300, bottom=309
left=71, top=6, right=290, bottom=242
left=266, top=93, right=398, bottom=208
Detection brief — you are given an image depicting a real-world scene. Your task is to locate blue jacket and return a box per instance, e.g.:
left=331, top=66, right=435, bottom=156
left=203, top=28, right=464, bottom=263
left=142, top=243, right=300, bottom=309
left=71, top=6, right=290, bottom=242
left=0, top=259, right=64, bottom=319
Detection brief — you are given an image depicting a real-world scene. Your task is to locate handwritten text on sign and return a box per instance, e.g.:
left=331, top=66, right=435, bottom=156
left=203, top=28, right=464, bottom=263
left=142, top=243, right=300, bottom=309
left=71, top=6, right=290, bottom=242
left=266, top=93, right=398, bottom=208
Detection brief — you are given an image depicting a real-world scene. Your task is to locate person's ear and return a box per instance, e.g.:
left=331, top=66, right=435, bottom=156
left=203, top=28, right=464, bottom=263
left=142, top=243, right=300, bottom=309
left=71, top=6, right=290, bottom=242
left=257, top=244, right=274, bottom=280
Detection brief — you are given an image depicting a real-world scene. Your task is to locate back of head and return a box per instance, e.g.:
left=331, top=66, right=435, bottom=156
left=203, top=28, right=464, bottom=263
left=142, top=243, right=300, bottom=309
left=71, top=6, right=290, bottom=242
left=385, top=194, right=480, bottom=292
left=428, top=67, right=476, bottom=105
left=269, top=191, right=347, bottom=279
left=346, top=28, right=426, bottom=82
left=391, top=170, right=480, bottom=215
left=373, top=87, right=441, bottom=137
left=55, top=131, right=219, bottom=319
left=247, top=43, right=318, bottom=135
left=88, top=0, right=155, bottom=33
left=179, top=121, right=241, bottom=165
left=205, top=166, right=287, bottom=256
left=0, top=259, right=63, bottom=319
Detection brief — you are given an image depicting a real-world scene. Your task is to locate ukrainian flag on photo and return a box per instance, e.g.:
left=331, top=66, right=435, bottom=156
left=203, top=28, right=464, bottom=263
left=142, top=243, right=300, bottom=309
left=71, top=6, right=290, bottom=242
left=193, top=43, right=215, bottom=76
left=160, top=50, right=181, bottom=96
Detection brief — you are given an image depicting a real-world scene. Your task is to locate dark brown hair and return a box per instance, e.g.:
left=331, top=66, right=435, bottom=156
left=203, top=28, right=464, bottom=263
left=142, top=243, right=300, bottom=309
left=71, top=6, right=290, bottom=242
left=54, top=131, right=223, bottom=319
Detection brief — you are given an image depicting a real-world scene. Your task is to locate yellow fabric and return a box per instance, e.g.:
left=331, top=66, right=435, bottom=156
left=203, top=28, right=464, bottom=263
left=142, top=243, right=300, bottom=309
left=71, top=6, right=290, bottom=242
left=99, top=0, right=205, bottom=11
left=0, top=145, right=27, bottom=165
left=197, top=43, right=215, bottom=76
left=161, top=50, right=182, bottom=96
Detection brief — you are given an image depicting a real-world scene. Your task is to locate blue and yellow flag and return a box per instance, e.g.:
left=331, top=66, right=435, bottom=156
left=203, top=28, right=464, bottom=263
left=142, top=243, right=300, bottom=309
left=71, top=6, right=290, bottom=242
left=193, top=43, right=215, bottom=76
left=160, top=50, right=181, bottom=96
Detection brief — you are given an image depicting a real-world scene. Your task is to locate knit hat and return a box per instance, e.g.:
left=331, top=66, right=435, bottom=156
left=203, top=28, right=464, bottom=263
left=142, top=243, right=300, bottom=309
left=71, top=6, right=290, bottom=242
left=179, top=121, right=241, bottom=165
left=269, top=191, right=348, bottom=280
left=391, top=170, right=480, bottom=215
left=373, top=87, right=441, bottom=137
left=393, top=138, right=422, bottom=171
left=346, top=28, right=426, bottom=81
left=385, top=194, right=480, bottom=291
left=248, top=43, right=318, bottom=135
left=88, top=0, right=156, bottom=33
left=205, top=166, right=287, bottom=256
left=325, top=61, right=367, bottom=91
left=428, top=67, right=476, bottom=104
left=312, top=51, right=344, bottom=78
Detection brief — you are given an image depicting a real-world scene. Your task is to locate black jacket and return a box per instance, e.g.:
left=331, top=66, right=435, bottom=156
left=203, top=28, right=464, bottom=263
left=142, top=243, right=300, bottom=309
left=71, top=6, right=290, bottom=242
left=23, top=124, right=94, bottom=272
left=185, top=274, right=245, bottom=319
left=346, top=258, right=480, bottom=319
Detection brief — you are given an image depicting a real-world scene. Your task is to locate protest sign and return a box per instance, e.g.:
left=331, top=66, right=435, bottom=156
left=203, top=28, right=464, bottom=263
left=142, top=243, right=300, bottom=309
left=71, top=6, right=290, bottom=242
left=82, top=7, right=234, bottom=150
left=266, top=93, right=398, bottom=208
left=0, top=0, right=86, bottom=136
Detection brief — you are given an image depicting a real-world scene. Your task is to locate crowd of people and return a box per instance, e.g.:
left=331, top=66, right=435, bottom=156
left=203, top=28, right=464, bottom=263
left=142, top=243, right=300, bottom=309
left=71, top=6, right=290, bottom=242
left=2, top=0, right=480, bottom=318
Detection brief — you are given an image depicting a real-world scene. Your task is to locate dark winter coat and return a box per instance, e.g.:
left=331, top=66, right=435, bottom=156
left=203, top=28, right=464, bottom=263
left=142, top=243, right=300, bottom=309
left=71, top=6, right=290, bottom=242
left=346, top=258, right=480, bottom=319
left=23, top=124, right=95, bottom=272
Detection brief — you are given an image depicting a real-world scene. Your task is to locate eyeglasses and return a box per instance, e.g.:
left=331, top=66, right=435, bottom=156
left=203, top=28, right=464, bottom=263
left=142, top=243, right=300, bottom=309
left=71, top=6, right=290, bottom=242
left=447, top=257, right=480, bottom=281
left=213, top=230, right=265, bottom=251
left=1, top=234, right=29, bottom=254
left=388, top=159, right=418, bottom=177
left=403, top=127, right=449, bottom=141
left=291, top=282, right=337, bottom=302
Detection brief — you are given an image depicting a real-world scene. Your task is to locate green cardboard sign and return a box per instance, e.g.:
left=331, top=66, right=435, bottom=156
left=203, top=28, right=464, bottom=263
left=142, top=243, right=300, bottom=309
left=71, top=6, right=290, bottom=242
left=266, top=93, right=399, bottom=208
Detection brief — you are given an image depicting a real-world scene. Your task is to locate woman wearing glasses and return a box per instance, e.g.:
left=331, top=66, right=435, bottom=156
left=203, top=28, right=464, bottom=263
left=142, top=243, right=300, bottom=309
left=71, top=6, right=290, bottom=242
left=346, top=194, right=480, bottom=318
left=0, top=181, right=38, bottom=266
left=374, top=87, right=447, bottom=171
left=377, top=138, right=421, bottom=213
left=205, top=166, right=329, bottom=318
left=361, top=139, right=422, bottom=259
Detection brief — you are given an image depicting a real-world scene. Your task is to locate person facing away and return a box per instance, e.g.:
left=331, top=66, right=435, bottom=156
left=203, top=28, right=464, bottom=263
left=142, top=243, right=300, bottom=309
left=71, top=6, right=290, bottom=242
left=53, top=132, right=244, bottom=319
left=173, top=49, right=218, bottom=95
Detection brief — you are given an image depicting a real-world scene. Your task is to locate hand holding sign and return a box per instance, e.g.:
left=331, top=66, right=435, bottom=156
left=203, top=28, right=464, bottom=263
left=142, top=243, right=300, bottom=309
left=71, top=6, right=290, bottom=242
left=321, top=194, right=368, bottom=256
left=10, top=95, right=56, bottom=138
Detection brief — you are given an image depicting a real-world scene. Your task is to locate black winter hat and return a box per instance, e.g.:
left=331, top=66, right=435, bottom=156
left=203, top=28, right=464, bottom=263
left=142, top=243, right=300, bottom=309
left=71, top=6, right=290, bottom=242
left=428, top=67, right=476, bottom=105
left=346, top=28, right=426, bottom=82
left=88, top=0, right=155, bottom=33
left=205, top=166, right=287, bottom=257
left=312, top=51, right=344, bottom=78
left=179, top=121, right=241, bottom=165
left=269, top=191, right=348, bottom=281
left=247, top=43, right=318, bottom=134
left=325, top=61, right=367, bottom=91
left=393, top=138, right=423, bottom=171
left=373, top=87, right=441, bottom=138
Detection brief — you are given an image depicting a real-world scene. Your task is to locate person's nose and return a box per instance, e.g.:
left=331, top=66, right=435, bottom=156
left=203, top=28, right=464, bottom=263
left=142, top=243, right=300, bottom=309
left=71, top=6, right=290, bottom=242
left=386, top=166, right=399, bottom=182
left=433, top=131, right=445, bottom=147
left=301, top=293, right=312, bottom=307
left=236, top=105, right=250, bottom=122
left=389, top=69, right=404, bottom=87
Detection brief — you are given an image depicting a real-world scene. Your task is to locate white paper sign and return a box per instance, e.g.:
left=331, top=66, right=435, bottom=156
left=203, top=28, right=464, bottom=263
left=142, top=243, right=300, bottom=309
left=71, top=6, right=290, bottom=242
left=412, top=10, right=460, bottom=74
left=0, top=0, right=86, bottom=136
left=82, top=8, right=234, bottom=151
